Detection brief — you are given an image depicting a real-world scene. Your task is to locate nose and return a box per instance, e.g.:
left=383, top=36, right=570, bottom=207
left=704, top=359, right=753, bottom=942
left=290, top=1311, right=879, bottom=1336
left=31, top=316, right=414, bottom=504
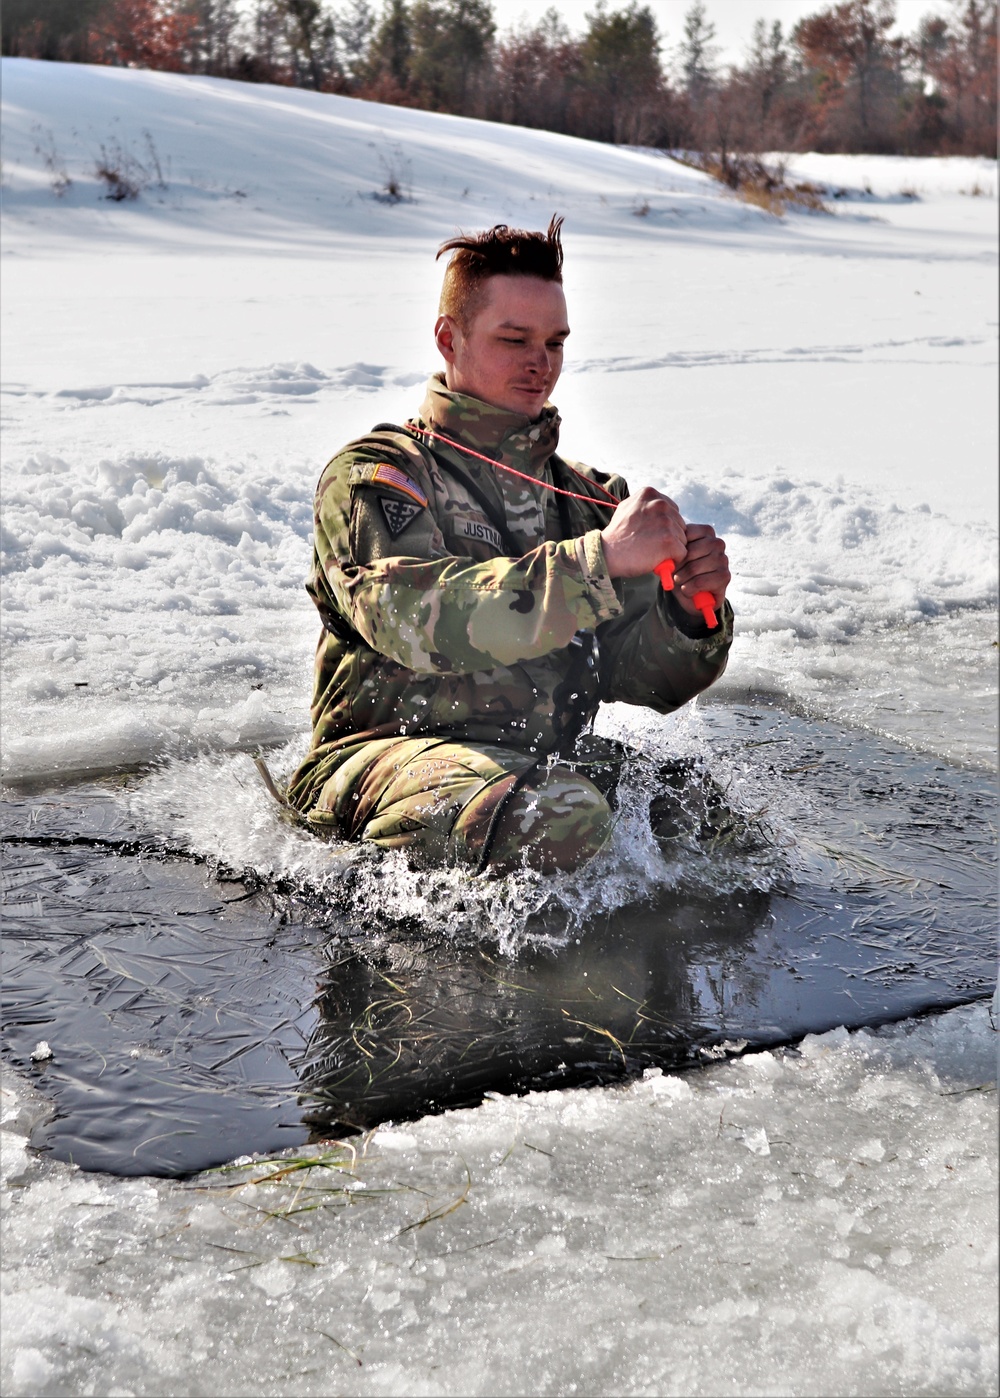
left=526, top=344, right=552, bottom=377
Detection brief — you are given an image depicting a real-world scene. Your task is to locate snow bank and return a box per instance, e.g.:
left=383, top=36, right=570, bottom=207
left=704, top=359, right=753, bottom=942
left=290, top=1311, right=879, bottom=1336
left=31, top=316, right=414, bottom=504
left=0, top=58, right=743, bottom=251
left=775, top=151, right=998, bottom=201
left=2, top=1000, right=995, bottom=1397
left=3, top=61, right=996, bottom=781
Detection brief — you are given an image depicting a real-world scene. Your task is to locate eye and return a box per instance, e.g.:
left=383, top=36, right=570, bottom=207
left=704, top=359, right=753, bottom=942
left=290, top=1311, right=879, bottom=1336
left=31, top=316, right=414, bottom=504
left=499, top=337, right=525, bottom=344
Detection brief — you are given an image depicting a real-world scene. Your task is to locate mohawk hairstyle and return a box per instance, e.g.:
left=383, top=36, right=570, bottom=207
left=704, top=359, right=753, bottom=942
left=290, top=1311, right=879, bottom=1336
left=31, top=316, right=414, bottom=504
left=436, top=215, right=564, bottom=331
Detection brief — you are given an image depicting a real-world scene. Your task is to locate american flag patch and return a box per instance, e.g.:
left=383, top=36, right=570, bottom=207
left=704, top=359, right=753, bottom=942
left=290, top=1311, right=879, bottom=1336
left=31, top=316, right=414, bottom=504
left=371, top=463, right=428, bottom=507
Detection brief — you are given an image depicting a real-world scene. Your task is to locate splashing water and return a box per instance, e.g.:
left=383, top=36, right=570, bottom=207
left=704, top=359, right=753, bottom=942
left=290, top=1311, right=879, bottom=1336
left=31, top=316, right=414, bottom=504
left=130, top=704, right=803, bottom=956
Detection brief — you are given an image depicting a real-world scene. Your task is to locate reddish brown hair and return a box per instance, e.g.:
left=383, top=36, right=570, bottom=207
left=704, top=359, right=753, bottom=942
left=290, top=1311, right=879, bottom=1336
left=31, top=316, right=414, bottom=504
left=436, top=215, right=564, bottom=330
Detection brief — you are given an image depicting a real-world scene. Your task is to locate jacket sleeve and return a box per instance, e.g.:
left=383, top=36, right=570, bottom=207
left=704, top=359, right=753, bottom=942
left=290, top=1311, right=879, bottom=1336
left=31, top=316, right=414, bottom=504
left=561, top=458, right=734, bottom=712
left=596, top=573, right=734, bottom=712
left=313, top=446, right=624, bottom=675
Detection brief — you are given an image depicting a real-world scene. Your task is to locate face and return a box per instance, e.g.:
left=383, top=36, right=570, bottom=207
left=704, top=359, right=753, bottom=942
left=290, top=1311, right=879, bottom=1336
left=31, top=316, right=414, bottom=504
left=435, top=274, right=570, bottom=418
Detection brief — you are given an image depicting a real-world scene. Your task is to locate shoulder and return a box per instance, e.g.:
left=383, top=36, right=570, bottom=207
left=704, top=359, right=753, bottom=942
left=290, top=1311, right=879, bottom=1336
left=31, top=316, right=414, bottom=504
left=316, top=425, right=436, bottom=513
left=322, top=424, right=433, bottom=480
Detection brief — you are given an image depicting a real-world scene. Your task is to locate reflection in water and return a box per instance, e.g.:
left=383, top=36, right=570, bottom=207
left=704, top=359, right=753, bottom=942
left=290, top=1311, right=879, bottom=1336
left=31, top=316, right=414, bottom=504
left=298, top=888, right=773, bottom=1135
left=1, top=704, right=995, bottom=1176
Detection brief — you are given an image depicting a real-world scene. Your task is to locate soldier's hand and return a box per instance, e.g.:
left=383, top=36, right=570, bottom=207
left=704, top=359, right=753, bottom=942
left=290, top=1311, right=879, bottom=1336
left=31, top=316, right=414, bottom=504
left=600, top=487, right=689, bottom=579
left=671, top=524, right=730, bottom=617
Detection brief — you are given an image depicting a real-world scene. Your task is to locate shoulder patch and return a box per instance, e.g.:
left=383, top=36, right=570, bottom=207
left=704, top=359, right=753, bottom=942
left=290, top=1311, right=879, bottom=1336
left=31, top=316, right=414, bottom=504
left=361, top=462, right=429, bottom=507
left=379, top=495, right=424, bottom=538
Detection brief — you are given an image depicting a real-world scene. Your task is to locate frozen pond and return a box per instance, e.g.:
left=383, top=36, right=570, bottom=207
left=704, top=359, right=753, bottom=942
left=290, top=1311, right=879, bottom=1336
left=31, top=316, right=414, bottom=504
left=1, top=58, right=996, bottom=1397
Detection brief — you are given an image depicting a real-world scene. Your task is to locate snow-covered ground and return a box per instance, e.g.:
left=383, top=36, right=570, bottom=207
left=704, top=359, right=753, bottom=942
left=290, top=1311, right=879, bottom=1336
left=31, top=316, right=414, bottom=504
left=2, top=61, right=996, bottom=781
left=3, top=1003, right=997, bottom=1397
left=1, top=60, right=997, bottom=1397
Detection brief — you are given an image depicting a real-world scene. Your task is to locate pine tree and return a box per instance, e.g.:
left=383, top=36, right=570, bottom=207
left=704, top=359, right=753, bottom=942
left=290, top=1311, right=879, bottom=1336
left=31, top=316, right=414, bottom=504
left=279, top=0, right=339, bottom=89
left=578, top=2, right=665, bottom=145
left=409, top=0, right=495, bottom=114
left=368, top=0, right=413, bottom=89
left=677, top=0, right=718, bottom=104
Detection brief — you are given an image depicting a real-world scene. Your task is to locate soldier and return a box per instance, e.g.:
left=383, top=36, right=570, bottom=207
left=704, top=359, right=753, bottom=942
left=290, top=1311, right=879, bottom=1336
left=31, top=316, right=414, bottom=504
left=286, top=216, right=733, bottom=874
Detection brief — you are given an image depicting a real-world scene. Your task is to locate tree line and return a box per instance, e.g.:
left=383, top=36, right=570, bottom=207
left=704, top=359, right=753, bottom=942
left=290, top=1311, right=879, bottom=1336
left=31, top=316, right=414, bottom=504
left=3, top=0, right=996, bottom=157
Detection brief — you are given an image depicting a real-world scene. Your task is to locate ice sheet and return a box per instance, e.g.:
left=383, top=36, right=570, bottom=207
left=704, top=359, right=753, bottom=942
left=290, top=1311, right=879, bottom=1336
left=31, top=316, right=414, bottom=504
left=2, top=1000, right=996, bottom=1396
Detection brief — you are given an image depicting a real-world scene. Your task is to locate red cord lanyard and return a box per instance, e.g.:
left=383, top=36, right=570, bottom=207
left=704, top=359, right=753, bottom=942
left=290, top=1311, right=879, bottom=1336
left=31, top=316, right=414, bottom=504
left=406, top=422, right=622, bottom=510
left=407, top=421, right=718, bottom=629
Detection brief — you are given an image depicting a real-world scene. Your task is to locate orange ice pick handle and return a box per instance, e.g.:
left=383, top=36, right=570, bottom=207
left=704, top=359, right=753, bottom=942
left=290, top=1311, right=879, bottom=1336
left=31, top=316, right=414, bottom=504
left=654, top=560, right=718, bottom=629
left=653, top=560, right=676, bottom=590
left=692, top=591, right=718, bottom=629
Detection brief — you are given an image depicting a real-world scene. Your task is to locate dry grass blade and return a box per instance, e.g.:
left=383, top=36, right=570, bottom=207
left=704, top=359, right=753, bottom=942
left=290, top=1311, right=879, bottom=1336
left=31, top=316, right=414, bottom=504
left=524, top=1142, right=554, bottom=1157
left=248, top=1152, right=356, bottom=1186
left=396, top=1163, right=472, bottom=1236
left=808, top=839, right=947, bottom=891
left=317, top=1331, right=363, bottom=1366
left=610, top=984, right=681, bottom=1032
left=561, top=1008, right=628, bottom=1065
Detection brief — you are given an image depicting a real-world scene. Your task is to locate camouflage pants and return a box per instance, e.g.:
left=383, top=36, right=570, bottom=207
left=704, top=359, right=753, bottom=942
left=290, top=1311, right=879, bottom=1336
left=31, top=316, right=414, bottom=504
left=303, top=735, right=626, bottom=874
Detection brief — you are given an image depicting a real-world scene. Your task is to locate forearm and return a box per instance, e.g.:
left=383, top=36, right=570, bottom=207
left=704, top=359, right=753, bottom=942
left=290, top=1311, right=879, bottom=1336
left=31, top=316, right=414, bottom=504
left=598, top=576, right=733, bottom=711
left=322, top=529, right=622, bottom=674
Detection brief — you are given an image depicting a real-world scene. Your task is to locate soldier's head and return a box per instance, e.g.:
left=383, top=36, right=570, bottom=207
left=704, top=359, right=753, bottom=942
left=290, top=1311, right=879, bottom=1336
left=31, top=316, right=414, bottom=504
left=434, top=216, right=569, bottom=419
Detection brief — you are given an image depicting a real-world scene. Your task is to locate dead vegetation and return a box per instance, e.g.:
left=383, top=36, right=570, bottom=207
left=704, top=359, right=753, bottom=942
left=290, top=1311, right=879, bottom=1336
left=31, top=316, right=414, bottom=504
left=32, top=124, right=72, bottom=197
left=675, top=151, right=829, bottom=216
left=94, top=131, right=168, bottom=202
left=371, top=144, right=412, bottom=205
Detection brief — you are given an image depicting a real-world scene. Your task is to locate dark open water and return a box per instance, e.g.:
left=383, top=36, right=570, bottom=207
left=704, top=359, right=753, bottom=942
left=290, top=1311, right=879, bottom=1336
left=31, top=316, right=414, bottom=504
left=2, top=703, right=995, bottom=1176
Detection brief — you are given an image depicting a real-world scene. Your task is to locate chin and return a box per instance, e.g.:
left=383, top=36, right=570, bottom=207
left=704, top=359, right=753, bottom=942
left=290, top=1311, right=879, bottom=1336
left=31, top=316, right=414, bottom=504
left=508, top=390, right=549, bottom=415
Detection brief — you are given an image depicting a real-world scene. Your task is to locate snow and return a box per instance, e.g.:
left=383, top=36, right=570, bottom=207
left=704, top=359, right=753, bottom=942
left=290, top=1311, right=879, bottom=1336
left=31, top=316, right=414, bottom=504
left=2, top=1001, right=996, bottom=1396
left=2, top=61, right=996, bottom=782
left=1, top=59, right=997, bottom=1396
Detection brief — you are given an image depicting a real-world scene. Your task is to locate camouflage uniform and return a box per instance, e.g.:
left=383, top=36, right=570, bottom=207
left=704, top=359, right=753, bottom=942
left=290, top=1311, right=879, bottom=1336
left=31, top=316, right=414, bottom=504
left=287, top=375, right=734, bottom=872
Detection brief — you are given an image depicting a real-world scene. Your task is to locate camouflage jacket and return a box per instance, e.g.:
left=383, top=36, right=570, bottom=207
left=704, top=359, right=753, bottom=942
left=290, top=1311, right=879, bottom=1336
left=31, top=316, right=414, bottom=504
left=287, top=375, right=733, bottom=813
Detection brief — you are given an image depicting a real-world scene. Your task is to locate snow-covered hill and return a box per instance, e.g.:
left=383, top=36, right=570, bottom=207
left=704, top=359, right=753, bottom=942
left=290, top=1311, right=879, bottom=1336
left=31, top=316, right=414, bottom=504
left=2, top=59, right=996, bottom=784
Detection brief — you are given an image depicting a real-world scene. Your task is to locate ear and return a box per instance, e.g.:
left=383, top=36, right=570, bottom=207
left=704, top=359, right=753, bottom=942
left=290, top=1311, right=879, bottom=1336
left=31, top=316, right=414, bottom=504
left=434, top=314, right=461, bottom=365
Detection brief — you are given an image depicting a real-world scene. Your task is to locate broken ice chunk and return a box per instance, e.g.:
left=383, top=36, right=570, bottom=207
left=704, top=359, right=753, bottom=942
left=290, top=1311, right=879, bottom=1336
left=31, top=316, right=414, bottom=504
left=742, top=1127, right=771, bottom=1156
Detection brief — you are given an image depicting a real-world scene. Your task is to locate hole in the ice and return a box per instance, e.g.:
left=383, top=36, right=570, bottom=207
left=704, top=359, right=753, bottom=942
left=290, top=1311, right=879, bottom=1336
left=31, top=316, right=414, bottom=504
left=1, top=703, right=995, bottom=1177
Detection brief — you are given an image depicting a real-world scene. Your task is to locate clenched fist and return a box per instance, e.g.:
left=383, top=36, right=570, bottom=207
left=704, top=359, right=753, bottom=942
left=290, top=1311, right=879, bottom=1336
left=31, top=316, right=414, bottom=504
left=601, top=487, right=729, bottom=619
left=600, top=486, right=688, bottom=578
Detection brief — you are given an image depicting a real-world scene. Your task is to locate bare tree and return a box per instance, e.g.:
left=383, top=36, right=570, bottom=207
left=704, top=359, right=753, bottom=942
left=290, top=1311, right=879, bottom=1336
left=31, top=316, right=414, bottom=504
left=493, top=9, right=580, bottom=133
left=794, top=0, right=904, bottom=152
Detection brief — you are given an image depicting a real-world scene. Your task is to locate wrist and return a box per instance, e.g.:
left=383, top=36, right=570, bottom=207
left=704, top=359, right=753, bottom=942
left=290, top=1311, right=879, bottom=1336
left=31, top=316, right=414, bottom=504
left=598, top=529, right=621, bottom=578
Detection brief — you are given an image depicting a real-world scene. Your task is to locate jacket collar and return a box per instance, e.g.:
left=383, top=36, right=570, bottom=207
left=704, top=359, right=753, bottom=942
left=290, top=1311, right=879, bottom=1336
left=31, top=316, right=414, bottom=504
left=417, top=374, right=560, bottom=476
